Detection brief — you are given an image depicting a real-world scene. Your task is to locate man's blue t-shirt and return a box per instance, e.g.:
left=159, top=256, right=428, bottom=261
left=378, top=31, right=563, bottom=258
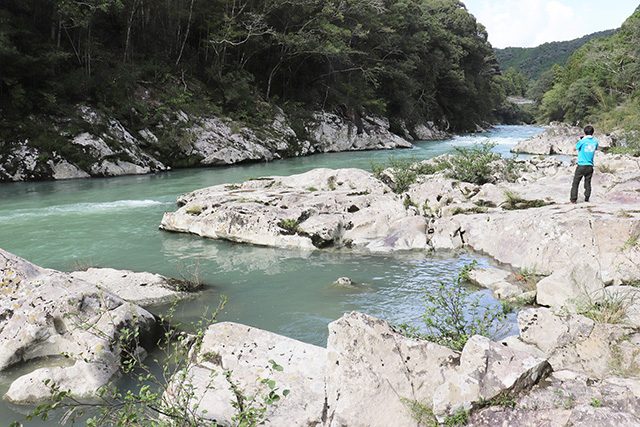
left=576, top=135, right=598, bottom=166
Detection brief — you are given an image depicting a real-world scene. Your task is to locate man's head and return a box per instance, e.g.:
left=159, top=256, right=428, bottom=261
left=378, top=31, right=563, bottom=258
left=584, top=125, right=594, bottom=135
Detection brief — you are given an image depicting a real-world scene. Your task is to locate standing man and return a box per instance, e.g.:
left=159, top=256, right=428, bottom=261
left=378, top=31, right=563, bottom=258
left=570, top=125, right=598, bottom=204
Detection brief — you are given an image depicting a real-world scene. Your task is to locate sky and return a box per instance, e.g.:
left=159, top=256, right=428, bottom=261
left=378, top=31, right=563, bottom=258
left=462, top=0, right=639, bottom=48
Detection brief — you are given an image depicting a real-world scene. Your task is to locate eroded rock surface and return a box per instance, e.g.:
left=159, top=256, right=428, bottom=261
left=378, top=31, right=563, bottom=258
left=0, top=249, right=155, bottom=403
left=175, top=312, right=550, bottom=427
left=468, top=370, right=640, bottom=426
left=70, top=267, right=194, bottom=307
left=1, top=108, right=415, bottom=182
left=161, top=153, right=640, bottom=285
left=160, top=168, right=424, bottom=252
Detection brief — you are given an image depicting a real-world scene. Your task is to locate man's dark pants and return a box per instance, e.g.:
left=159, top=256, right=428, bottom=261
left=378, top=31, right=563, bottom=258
left=570, top=165, right=593, bottom=202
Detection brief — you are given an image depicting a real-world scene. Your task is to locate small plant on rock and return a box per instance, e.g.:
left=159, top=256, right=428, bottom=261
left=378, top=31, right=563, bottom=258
left=185, top=205, right=203, bottom=215
left=277, top=218, right=301, bottom=234
left=515, top=266, right=545, bottom=292
left=575, top=288, right=635, bottom=324
left=590, top=398, right=603, bottom=407
left=401, top=398, right=438, bottom=426
left=444, top=407, right=469, bottom=426
left=620, top=236, right=639, bottom=252
left=371, top=155, right=445, bottom=194
left=175, top=255, right=206, bottom=291
left=501, top=190, right=548, bottom=210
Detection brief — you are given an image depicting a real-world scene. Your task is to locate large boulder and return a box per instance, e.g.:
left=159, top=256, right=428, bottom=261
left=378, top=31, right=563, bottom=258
left=179, top=312, right=550, bottom=426
left=0, top=248, right=156, bottom=403
left=160, top=168, right=423, bottom=251
left=432, top=335, right=551, bottom=421
left=511, top=123, right=614, bottom=155
left=536, top=263, right=605, bottom=310
left=325, top=312, right=459, bottom=427
left=440, top=202, right=640, bottom=284
left=310, top=112, right=412, bottom=152
left=168, top=321, right=328, bottom=426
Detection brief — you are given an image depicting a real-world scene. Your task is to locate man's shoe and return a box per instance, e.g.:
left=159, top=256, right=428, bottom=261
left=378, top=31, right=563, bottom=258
left=569, top=201, right=576, bottom=204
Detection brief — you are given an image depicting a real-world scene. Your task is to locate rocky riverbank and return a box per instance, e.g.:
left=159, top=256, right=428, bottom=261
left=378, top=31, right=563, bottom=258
left=0, top=106, right=450, bottom=182
left=3, top=126, right=640, bottom=425
left=511, top=122, right=615, bottom=155
left=2, top=242, right=640, bottom=425
left=156, top=141, right=640, bottom=424
left=160, top=151, right=640, bottom=284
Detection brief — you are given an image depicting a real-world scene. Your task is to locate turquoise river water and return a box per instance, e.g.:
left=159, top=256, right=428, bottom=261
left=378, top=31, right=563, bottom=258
left=0, top=125, right=545, bottom=424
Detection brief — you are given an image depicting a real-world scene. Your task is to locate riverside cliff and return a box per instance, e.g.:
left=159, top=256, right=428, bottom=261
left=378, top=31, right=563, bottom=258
left=0, top=107, right=449, bottom=182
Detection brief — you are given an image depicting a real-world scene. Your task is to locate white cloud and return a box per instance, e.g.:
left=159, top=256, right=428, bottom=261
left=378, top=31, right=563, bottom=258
left=463, top=0, right=638, bottom=48
left=467, top=0, right=579, bottom=48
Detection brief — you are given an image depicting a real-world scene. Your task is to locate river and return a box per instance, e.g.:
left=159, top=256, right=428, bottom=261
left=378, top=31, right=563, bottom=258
left=0, top=125, right=544, bottom=424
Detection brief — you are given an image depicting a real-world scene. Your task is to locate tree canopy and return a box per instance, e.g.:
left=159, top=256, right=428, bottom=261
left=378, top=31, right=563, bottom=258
left=534, top=7, right=640, bottom=131
left=494, top=29, right=616, bottom=81
left=0, top=0, right=504, bottom=139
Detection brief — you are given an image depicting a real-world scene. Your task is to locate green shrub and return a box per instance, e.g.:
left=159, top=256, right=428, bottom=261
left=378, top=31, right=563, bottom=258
left=401, top=261, right=511, bottom=351
left=371, top=155, right=446, bottom=193
left=438, top=142, right=500, bottom=185
left=609, top=132, right=640, bottom=157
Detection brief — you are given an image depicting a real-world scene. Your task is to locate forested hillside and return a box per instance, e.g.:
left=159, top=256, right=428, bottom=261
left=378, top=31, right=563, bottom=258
left=0, top=0, right=504, bottom=160
left=534, top=6, right=640, bottom=150
left=495, top=30, right=616, bottom=80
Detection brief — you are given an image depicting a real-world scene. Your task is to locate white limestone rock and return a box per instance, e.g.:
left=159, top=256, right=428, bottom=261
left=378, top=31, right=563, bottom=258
left=468, top=370, right=640, bottom=426
left=0, top=248, right=155, bottom=403
left=325, top=312, right=459, bottom=427
left=71, top=267, right=192, bottom=307
left=515, top=307, right=640, bottom=378
left=536, top=263, right=605, bottom=311
left=432, top=335, right=551, bottom=421
left=50, top=159, right=91, bottom=180
left=310, top=112, right=412, bottom=152
left=160, top=168, right=419, bottom=250
left=511, top=123, right=614, bottom=155
left=468, top=267, right=514, bottom=289
left=168, top=321, right=328, bottom=427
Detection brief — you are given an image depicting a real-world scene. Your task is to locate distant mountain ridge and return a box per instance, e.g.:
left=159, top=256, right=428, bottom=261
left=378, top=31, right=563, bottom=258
left=494, top=29, right=617, bottom=80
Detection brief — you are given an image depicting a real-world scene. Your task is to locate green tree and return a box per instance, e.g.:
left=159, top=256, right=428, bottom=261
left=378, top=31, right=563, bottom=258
left=502, top=67, right=528, bottom=97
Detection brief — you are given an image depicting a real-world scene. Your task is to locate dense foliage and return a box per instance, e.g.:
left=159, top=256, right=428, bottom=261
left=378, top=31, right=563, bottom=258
left=0, top=0, right=505, bottom=150
left=494, top=29, right=616, bottom=81
left=535, top=7, right=640, bottom=134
